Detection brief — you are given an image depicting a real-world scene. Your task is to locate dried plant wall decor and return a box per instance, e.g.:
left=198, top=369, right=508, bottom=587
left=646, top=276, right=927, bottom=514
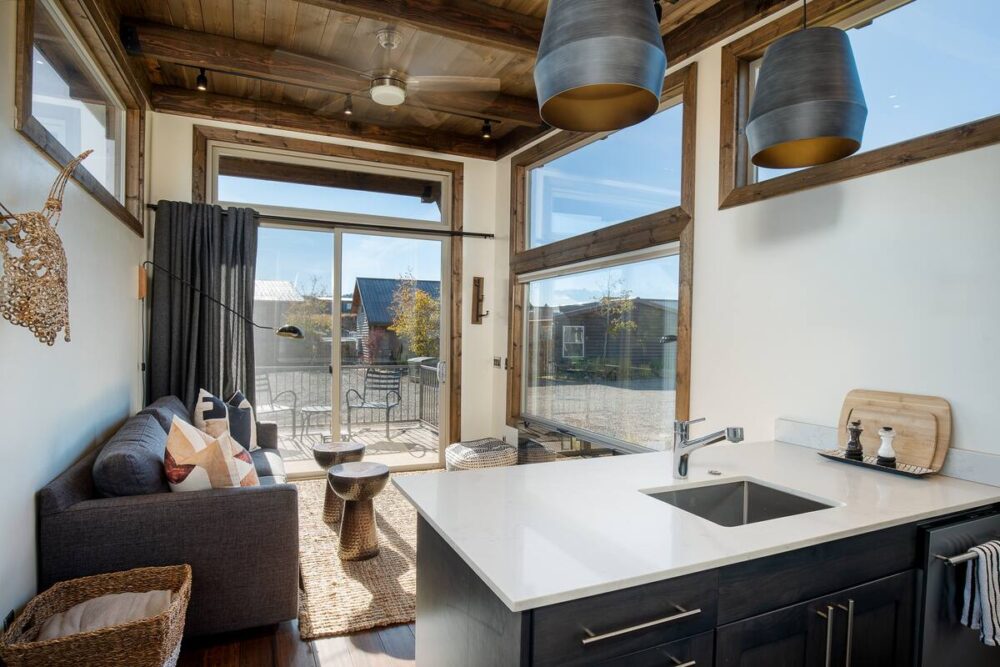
left=0, top=150, right=91, bottom=345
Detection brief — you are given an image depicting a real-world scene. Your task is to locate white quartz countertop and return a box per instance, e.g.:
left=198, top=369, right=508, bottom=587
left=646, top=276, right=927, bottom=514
left=394, top=441, right=1000, bottom=612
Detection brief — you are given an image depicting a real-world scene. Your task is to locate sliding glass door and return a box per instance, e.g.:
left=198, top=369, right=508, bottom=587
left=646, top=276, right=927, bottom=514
left=252, top=226, right=448, bottom=474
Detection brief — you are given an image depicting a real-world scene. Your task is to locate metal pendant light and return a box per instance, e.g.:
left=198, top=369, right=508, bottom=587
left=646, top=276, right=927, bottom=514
left=746, top=0, right=867, bottom=169
left=534, top=0, right=667, bottom=132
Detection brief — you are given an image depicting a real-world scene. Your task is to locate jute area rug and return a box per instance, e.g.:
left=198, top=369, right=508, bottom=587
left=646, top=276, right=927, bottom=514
left=297, top=472, right=428, bottom=639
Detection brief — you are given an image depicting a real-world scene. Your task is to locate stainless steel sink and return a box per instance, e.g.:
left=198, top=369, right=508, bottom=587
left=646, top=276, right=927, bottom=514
left=644, top=480, right=834, bottom=527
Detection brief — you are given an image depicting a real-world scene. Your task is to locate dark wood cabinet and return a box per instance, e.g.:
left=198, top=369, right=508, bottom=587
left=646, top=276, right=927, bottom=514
left=716, top=571, right=915, bottom=667
left=415, top=514, right=934, bottom=666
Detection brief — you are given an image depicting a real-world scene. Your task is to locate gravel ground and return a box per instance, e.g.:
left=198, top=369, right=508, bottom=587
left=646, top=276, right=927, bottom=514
left=525, top=379, right=676, bottom=450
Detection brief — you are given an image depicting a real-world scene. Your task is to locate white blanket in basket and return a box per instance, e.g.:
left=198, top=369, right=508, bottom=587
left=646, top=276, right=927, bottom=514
left=37, top=590, right=171, bottom=641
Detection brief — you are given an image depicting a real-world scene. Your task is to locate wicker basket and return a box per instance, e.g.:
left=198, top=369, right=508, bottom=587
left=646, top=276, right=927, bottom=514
left=0, top=565, right=192, bottom=667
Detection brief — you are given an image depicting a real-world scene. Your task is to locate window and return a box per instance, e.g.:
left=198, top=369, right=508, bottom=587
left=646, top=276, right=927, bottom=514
left=523, top=252, right=681, bottom=450
left=15, top=0, right=143, bottom=233
left=508, top=66, right=696, bottom=453
left=528, top=103, right=683, bottom=248
left=212, top=150, right=450, bottom=226
left=720, top=0, right=1000, bottom=207
left=561, top=325, right=585, bottom=359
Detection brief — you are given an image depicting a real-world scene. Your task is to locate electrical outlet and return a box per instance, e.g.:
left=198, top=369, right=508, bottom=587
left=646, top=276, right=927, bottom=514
left=3, top=608, right=14, bottom=632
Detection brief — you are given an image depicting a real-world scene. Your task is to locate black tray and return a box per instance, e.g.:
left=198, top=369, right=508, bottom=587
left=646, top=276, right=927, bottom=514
left=818, top=448, right=938, bottom=478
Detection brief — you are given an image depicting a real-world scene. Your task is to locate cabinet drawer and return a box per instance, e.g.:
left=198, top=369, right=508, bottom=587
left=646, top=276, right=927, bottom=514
left=532, top=570, right=718, bottom=666
left=600, top=631, right=714, bottom=666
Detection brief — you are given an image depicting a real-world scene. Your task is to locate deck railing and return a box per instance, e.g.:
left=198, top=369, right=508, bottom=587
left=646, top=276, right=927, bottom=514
left=256, top=363, right=440, bottom=433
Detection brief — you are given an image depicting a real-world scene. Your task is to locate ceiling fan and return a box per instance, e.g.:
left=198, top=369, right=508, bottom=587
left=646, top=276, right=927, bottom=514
left=353, top=27, right=501, bottom=109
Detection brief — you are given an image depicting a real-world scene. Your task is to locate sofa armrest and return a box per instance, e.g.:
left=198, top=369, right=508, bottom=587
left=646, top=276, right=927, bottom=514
left=257, top=421, right=278, bottom=450
left=39, top=484, right=298, bottom=636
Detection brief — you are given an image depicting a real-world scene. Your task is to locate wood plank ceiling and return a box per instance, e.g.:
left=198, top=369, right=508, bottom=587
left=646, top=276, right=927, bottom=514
left=111, top=0, right=794, bottom=160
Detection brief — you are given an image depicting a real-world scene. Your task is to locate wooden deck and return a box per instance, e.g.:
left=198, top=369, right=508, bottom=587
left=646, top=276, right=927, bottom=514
left=276, top=422, right=441, bottom=475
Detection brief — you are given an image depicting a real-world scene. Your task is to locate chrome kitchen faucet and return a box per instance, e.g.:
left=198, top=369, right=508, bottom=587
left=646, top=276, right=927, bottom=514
left=673, top=418, right=744, bottom=479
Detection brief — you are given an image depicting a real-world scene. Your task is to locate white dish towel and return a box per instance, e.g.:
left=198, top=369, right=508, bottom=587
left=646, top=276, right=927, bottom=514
left=961, top=539, right=1000, bottom=647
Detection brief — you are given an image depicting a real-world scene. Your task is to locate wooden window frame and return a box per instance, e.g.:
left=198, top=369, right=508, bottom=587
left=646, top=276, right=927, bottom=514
left=719, top=0, right=1000, bottom=210
left=14, top=0, right=145, bottom=236
left=506, top=64, right=698, bottom=438
left=191, top=125, right=465, bottom=446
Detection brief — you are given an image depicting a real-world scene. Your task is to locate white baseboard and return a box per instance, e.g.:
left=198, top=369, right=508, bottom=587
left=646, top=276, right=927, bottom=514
left=774, top=417, right=1000, bottom=487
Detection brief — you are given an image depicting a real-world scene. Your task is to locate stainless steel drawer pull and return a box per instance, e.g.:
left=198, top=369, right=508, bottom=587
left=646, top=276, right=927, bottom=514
left=580, top=606, right=701, bottom=645
left=837, top=599, right=855, bottom=667
left=666, top=656, right=697, bottom=667
left=816, top=605, right=835, bottom=667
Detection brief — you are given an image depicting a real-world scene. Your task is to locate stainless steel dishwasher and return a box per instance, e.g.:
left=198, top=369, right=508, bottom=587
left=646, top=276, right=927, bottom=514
left=919, top=508, right=1000, bottom=666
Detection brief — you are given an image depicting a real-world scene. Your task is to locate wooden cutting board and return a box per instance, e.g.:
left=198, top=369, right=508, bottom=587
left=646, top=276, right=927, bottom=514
left=837, top=389, right=952, bottom=471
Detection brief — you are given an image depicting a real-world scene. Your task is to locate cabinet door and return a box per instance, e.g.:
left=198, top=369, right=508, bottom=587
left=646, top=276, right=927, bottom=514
left=716, top=571, right=916, bottom=667
left=838, top=570, right=915, bottom=667
left=716, top=596, right=839, bottom=667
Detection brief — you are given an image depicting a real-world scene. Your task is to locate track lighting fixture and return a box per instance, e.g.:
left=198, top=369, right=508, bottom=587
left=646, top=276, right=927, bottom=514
left=196, top=68, right=208, bottom=92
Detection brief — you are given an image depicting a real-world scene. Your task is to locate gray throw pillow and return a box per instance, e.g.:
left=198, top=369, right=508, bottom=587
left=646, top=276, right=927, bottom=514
left=92, top=414, right=170, bottom=497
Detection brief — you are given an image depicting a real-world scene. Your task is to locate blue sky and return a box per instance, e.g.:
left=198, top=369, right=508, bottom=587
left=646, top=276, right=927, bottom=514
left=243, top=0, right=996, bottom=304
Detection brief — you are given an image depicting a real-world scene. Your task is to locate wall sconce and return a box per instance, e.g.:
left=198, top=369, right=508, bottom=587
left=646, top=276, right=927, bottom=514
left=472, top=276, right=489, bottom=324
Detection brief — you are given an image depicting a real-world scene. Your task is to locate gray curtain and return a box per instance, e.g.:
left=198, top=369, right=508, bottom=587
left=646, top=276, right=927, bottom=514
left=147, top=201, right=258, bottom=409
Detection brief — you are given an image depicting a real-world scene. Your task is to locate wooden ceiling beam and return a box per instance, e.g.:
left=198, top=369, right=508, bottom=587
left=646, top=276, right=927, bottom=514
left=151, top=86, right=497, bottom=160
left=663, top=0, right=797, bottom=63
left=121, top=19, right=541, bottom=126
left=294, top=0, right=543, bottom=57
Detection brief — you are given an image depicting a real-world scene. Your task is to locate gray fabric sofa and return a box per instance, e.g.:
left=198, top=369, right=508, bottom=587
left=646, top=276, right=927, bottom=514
left=37, top=397, right=299, bottom=637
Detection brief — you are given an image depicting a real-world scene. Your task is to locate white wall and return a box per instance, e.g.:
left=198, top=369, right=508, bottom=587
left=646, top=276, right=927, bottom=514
left=146, top=112, right=505, bottom=439
left=500, top=6, right=1000, bottom=457
left=0, top=2, right=145, bottom=617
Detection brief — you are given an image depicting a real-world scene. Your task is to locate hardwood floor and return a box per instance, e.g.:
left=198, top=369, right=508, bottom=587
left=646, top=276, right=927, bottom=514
left=178, top=621, right=415, bottom=667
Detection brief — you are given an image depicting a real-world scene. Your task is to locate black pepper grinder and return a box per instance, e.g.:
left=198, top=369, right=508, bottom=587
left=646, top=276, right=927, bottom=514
left=845, top=420, right=864, bottom=461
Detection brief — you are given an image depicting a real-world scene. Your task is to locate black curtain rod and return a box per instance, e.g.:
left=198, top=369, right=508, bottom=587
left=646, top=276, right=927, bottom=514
left=145, top=203, right=494, bottom=240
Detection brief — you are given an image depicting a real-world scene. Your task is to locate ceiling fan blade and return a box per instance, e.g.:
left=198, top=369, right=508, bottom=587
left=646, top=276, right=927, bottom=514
left=407, top=76, right=501, bottom=93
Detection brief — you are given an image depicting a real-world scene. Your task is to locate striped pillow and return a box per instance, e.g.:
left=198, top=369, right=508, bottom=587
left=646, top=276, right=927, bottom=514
left=164, top=417, right=259, bottom=492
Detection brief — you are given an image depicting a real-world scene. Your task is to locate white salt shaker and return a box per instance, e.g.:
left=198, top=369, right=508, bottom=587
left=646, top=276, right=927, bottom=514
left=876, top=426, right=897, bottom=468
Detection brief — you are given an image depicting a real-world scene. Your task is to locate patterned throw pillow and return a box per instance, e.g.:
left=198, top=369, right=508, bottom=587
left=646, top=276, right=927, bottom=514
left=192, top=388, right=258, bottom=452
left=164, top=417, right=259, bottom=492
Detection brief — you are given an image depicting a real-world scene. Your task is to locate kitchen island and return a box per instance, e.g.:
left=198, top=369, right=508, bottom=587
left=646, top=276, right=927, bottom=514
left=395, top=441, right=1000, bottom=666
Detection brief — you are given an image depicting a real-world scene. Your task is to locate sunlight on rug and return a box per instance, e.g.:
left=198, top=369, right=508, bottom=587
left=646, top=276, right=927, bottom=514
left=296, top=472, right=432, bottom=639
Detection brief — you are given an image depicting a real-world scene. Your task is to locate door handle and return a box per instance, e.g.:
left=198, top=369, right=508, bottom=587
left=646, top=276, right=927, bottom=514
left=837, top=599, right=855, bottom=667
left=665, top=655, right=697, bottom=667
left=816, top=604, right=835, bottom=667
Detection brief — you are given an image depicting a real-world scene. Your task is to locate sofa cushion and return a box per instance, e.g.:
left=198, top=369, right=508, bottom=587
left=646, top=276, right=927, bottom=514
left=93, top=415, right=170, bottom=497
left=164, top=417, right=259, bottom=492
left=138, top=396, right=192, bottom=433
left=193, top=389, right=258, bottom=452
left=251, top=448, right=286, bottom=484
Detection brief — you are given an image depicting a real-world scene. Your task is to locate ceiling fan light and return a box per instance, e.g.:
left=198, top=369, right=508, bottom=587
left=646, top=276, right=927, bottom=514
left=746, top=27, right=867, bottom=168
left=534, top=0, right=667, bottom=132
left=370, top=77, right=406, bottom=106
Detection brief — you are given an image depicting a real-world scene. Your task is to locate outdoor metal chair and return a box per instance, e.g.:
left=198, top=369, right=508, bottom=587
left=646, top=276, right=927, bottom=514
left=255, top=374, right=298, bottom=437
left=346, top=367, right=402, bottom=440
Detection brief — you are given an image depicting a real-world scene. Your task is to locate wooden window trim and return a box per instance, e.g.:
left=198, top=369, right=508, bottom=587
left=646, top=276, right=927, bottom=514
left=506, top=64, right=698, bottom=432
left=191, top=126, right=464, bottom=445
left=14, top=0, right=145, bottom=236
left=719, top=0, right=1000, bottom=210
